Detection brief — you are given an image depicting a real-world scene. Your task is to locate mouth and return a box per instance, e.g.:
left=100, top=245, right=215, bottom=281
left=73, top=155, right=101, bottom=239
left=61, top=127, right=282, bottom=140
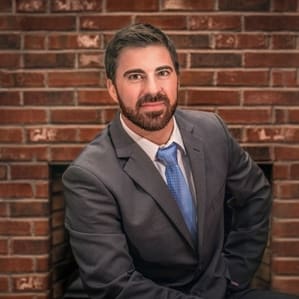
left=139, top=101, right=166, bottom=111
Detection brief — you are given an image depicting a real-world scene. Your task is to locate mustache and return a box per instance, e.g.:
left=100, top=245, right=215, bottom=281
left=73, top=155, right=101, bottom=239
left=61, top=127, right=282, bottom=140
left=136, top=92, right=169, bottom=108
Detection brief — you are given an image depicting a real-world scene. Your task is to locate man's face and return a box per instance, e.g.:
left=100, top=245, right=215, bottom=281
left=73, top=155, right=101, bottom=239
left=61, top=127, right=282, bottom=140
left=107, top=45, right=178, bottom=132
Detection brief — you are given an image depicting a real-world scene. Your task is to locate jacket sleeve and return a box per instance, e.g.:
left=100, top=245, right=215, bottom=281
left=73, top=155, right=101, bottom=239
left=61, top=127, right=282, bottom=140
left=216, top=115, right=272, bottom=291
left=63, top=164, right=201, bottom=299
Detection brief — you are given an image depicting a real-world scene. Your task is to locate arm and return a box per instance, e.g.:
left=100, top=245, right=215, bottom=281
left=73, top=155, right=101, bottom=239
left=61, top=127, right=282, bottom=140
left=63, top=165, right=201, bottom=299
left=218, top=117, right=272, bottom=290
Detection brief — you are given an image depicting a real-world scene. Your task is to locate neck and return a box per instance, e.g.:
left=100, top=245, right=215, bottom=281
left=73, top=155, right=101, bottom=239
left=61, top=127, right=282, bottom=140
left=122, top=115, right=174, bottom=145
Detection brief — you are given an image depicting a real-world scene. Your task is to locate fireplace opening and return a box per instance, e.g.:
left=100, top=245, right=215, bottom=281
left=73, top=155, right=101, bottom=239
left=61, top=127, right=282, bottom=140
left=49, top=162, right=272, bottom=298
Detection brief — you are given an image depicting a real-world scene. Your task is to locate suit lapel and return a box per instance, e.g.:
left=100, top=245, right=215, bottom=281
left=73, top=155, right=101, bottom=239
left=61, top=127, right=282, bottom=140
left=109, top=113, right=195, bottom=250
left=176, top=112, right=207, bottom=255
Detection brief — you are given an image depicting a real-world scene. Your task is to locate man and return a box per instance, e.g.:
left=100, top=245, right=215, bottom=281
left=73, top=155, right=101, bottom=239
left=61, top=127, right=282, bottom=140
left=63, top=23, right=298, bottom=299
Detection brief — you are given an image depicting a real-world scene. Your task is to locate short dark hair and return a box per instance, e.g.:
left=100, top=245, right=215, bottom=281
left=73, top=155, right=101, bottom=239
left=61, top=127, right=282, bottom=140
left=104, top=23, right=179, bottom=82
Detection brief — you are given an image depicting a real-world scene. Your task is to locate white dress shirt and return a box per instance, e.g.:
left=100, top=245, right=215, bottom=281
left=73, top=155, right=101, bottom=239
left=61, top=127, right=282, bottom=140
left=119, top=114, right=196, bottom=202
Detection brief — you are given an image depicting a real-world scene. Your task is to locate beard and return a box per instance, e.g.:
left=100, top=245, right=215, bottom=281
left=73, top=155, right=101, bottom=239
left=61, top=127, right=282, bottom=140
left=117, top=90, right=177, bottom=131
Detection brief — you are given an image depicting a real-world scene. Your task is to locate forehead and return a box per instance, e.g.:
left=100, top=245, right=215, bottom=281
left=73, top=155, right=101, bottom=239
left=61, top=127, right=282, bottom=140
left=116, top=45, right=174, bottom=73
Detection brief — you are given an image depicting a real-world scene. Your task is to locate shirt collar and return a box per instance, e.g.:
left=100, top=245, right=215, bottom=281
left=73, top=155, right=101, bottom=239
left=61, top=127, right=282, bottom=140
left=119, top=113, right=186, bottom=162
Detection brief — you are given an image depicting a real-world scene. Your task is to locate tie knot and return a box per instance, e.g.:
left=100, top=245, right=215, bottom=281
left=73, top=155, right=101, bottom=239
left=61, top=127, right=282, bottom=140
left=156, top=142, right=178, bottom=166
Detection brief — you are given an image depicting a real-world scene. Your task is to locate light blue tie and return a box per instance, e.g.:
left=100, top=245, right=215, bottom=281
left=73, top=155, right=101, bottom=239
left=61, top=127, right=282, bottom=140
left=156, top=142, right=197, bottom=240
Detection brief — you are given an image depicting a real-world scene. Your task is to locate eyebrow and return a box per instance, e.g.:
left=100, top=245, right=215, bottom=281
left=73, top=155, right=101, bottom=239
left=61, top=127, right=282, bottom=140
left=122, top=65, right=174, bottom=78
left=123, top=69, right=145, bottom=78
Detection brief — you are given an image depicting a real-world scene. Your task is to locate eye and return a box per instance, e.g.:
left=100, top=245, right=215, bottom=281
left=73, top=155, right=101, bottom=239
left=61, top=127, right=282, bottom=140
left=157, top=68, right=172, bottom=78
left=127, top=73, right=144, bottom=81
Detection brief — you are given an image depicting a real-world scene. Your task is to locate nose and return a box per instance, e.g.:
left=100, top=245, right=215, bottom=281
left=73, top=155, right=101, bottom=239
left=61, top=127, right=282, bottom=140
left=144, top=75, right=160, bottom=95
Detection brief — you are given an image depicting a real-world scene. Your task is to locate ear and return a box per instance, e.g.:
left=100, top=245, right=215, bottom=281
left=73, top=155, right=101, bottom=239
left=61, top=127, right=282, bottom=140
left=106, top=79, right=119, bottom=103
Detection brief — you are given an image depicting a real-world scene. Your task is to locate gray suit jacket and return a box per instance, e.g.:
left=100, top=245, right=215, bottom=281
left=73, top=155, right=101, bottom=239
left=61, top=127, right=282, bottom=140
left=63, top=109, right=271, bottom=299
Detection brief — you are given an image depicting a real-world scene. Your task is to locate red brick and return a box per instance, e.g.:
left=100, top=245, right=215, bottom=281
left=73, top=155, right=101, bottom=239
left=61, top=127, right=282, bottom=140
left=289, top=110, right=299, bottom=124
left=217, top=70, right=268, bottom=86
left=0, top=109, right=47, bottom=124
left=272, top=240, right=299, bottom=257
left=189, top=15, right=241, bottom=31
left=191, top=53, right=241, bottom=67
left=170, top=34, right=209, bottom=49
left=11, top=164, right=49, bottom=180
left=219, top=108, right=271, bottom=124
left=13, top=239, right=49, bottom=255
left=49, top=34, right=101, bottom=49
left=107, top=0, right=158, bottom=11
left=17, top=0, right=46, bottom=12
left=290, top=164, right=299, bottom=179
left=0, top=53, right=20, bottom=68
left=52, top=228, right=65, bottom=245
left=272, top=276, right=299, bottom=295
left=272, top=0, right=298, bottom=11
left=20, top=16, right=76, bottom=31
left=0, top=16, right=76, bottom=31
left=275, top=146, right=299, bottom=161
left=10, top=201, right=49, bottom=217
left=180, top=71, right=214, bottom=87
left=52, top=193, right=65, bottom=211
left=272, top=70, right=297, bottom=87
left=24, top=91, right=74, bottom=106
left=245, top=127, right=299, bottom=143
left=36, top=256, right=50, bottom=272
left=278, top=183, right=299, bottom=199
left=0, top=183, right=33, bottom=198
left=275, top=109, right=288, bottom=124
left=272, top=220, right=299, bottom=238
left=135, top=15, right=187, bottom=30
left=80, top=15, right=130, bottom=30
left=48, top=71, right=100, bottom=87
left=0, top=146, right=48, bottom=161
left=0, top=128, right=23, bottom=143
left=0, top=72, right=45, bottom=88
left=219, top=0, right=270, bottom=11
left=33, top=220, right=50, bottom=236
left=0, top=34, right=20, bottom=49
left=0, top=91, right=20, bottom=105
left=13, top=274, right=49, bottom=291
left=51, top=0, right=102, bottom=11
left=52, top=211, right=64, bottom=228
left=27, top=127, right=77, bottom=143
left=0, top=257, right=34, bottom=273
left=272, top=258, right=299, bottom=275
left=0, top=238, right=8, bottom=255
left=162, top=0, right=214, bottom=10
left=24, top=53, right=75, bottom=68
left=79, top=52, right=104, bottom=68
left=77, top=90, right=114, bottom=105
left=245, top=15, right=299, bottom=31
left=273, top=201, right=299, bottom=218
left=50, top=146, right=84, bottom=162
left=0, top=1, right=12, bottom=12
left=272, top=34, right=297, bottom=49
left=24, top=34, right=45, bottom=49
left=51, top=109, right=98, bottom=124
left=0, top=296, right=36, bottom=299
left=0, top=165, right=7, bottom=180
left=35, top=182, right=49, bottom=198
left=214, top=33, right=268, bottom=49
left=182, top=90, right=239, bottom=106
left=79, top=127, right=101, bottom=142
left=245, top=53, right=299, bottom=67
left=244, top=91, right=299, bottom=105
left=0, top=202, right=8, bottom=217
left=0, top=220, right=31, bottom=235
left=0, top=277, right=9, bottom=291
left=273, top=163, right=289, bottom=180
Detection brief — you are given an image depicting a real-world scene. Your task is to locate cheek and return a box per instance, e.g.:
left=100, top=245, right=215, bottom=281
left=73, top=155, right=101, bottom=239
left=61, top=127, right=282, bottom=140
left=117, top=85, right=141, bottom=104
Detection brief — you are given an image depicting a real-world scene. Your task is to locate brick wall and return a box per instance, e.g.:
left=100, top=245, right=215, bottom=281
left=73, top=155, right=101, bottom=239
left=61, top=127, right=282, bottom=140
left=0, top=0, right=299, bottom=298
